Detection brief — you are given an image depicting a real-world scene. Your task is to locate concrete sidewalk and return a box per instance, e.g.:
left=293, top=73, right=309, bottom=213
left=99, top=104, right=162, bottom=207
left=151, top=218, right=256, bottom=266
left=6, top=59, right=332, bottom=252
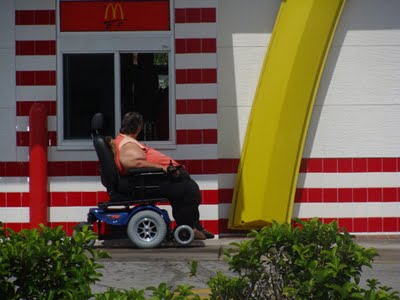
left=92, top=236, right=400, bottom=295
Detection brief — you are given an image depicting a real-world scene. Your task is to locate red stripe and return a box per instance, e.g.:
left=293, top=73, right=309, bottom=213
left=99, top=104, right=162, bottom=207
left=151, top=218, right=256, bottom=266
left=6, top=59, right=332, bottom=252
left=300, top=157, right=399, bottom=173
left=17, top=131, right=57, bottom=147
left=0, top=162, right=29, bottom=177
left=296, top=187, right=400, bottom=203
left=3, top=158, right=400, bottom=177
left=175, top=38, right=216, bottom=53
left=218, top=189, right=234, bottom=204
left=176, top=69, right=217, bottom=84
left=175, top=8, right=216, bottom=23
left=177, top=129, right=217, bottom=144
left=16, top=71, right=56, bottom=86
left=38, top=159, right=236, bottom=176
left=15, top=10, right=56, bottom=25
left=17, top=101, right=56, bottom=116
left=16, top=40, right=56, bottom=55
left=0, top=189, right=220, bottom=207
left=176, top=99, right=217, bottom=114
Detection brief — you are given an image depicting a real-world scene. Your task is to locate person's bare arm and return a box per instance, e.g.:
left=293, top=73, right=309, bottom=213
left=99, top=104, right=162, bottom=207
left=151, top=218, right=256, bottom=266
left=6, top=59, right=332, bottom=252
left=119, top=142, right=167, bottom=172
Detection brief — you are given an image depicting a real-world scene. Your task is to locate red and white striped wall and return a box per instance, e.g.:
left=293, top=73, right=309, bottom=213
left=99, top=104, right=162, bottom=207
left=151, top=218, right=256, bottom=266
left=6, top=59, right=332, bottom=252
left=3, top=0, right=400, bottom=236
left=3, top=0, right=223, bottom=235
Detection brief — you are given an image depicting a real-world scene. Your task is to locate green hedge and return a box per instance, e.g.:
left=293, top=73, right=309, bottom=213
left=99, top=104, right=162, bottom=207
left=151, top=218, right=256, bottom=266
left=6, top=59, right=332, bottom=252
left=1, top=219, right=398, bottom=300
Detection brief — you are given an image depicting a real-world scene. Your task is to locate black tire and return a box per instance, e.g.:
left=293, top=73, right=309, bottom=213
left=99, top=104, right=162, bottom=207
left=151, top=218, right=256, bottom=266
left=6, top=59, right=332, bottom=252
left=127, top=210, right=167, bottom=249
left=174, top=225, right=194, bottom=246
left=72, top=222, right=96, bottom=247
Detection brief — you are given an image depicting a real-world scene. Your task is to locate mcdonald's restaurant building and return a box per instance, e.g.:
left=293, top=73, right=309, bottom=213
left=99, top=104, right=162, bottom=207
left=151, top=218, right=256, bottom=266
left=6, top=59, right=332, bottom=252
left=1, top=0, right=400, bottom=236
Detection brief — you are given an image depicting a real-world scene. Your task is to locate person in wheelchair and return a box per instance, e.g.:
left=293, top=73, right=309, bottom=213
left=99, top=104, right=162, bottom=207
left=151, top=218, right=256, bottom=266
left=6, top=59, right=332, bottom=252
left=112, top=111, right=214, bottom=240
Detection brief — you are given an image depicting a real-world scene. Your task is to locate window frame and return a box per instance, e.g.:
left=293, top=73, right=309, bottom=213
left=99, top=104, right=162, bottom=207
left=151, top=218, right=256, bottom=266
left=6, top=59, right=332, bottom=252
left=56, top=1, right=176, bottom=150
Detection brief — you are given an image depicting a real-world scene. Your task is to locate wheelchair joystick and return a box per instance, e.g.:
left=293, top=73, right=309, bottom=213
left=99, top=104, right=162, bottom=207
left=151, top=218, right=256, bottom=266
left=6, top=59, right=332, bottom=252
left=167, top=160, right=180, bottom=180
left=167, top=160, right=176, bottom=173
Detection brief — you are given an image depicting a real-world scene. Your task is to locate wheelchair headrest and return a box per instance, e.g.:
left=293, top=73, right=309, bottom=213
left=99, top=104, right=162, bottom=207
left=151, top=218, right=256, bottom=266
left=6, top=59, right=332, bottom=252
left=91, top=113, right=104, bottom=133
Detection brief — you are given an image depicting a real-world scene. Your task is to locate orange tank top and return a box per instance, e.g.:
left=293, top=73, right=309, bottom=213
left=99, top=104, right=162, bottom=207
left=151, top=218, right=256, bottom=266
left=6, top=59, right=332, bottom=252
left=114, top=134, right=179, bottom=173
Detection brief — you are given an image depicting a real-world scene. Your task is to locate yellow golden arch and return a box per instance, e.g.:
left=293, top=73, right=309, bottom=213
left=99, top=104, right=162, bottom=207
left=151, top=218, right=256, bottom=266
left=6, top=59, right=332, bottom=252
left=104, top=2, right=124, bottom=20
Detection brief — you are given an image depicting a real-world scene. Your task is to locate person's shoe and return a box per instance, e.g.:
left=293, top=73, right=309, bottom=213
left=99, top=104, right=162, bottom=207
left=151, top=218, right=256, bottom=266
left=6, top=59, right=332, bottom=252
left=199, top=229, right=215, bottom=239
left=193, top=228, right=206, bottom=240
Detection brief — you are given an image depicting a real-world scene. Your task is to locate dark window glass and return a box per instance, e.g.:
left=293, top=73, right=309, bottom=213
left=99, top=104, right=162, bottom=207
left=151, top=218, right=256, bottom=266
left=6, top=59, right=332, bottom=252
left=120, top=52, right=169, bottom=141
left=63, top=53, right=115, bottom=139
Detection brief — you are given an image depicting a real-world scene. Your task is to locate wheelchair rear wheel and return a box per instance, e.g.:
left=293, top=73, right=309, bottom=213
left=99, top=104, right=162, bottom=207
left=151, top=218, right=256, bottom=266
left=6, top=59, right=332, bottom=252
left=127, top=210, right=167, bottom=249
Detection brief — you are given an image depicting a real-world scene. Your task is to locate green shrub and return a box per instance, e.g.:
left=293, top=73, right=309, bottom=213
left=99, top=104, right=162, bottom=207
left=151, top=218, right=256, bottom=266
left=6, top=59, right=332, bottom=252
left=94, top=283, right=200, bottom=300
left=207, top=218, right=400, bottom=300
left=0, top=224, right=110, bottom=300
left=0, top=221, right=5, bottom=238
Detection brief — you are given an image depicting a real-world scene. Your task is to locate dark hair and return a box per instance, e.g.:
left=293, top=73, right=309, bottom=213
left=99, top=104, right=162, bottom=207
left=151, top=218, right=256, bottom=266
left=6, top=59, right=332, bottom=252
left=120, top=112, right=143, bottom=134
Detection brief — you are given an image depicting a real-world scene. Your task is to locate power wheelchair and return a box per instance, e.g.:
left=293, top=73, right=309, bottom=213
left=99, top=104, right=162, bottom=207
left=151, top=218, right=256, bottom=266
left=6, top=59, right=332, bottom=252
left=74, top=113, right=195, bottom=249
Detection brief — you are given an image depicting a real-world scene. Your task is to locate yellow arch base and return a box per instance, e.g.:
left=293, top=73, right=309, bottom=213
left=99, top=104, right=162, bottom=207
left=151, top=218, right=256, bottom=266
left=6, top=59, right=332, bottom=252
left=229, top=0, right=346, bottom=230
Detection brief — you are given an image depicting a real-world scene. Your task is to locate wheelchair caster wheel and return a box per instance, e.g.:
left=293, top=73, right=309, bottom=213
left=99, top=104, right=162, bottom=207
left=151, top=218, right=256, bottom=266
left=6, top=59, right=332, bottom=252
left=174, top=225, right=194, bottom=246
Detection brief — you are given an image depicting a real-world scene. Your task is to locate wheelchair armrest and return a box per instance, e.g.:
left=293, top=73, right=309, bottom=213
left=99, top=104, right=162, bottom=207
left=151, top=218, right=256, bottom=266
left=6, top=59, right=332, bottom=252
left=127, top=167, right=164, bottom=175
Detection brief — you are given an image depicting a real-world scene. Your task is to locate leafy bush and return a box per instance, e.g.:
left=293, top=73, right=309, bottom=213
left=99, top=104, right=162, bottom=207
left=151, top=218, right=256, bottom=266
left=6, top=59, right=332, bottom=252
left=207, top=218, right=400, bottom=300
left=1, top=220, right=398, bottom=300
left=94, top=283, right=200, bottom=300
left=0, top=224, right=110, bottom=300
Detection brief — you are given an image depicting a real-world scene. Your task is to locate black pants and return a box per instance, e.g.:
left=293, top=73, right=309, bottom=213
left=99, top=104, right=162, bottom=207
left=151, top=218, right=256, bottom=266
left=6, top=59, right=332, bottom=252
left=157, top=170, right=201, bottom=228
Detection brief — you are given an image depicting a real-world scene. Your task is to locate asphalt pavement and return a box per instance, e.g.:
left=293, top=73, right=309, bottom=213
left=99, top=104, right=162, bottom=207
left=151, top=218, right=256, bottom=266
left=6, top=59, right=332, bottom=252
left=91, top=236, right=400, bottom=296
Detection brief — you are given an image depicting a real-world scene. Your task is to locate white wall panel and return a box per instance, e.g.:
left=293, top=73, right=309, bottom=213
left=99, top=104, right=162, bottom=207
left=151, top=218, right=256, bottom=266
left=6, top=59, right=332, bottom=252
left=217, top=0, right=280, bottom=48
left=162, top=144, right=218, bottom=160
left=16, top=56, right=57, bottom=71
left=218, top=46, right=266, bottom=108
left=316, top=46, right=400, bottom=106
left=16, top=144, right=218, bottom=162
left=304, top=105, right=400, bottom=157
left=218, top=174, right=236, bottom=189
left=16, top=116, right=56, bottom=131
left=0, top=208, right=29, bottom=223
left=0, top=1, right=15, bottom=48
left=298, top=172, right=400, bottom=188
left=293, top=202, right=400, bottom=218
left=15, top=25, right=56, bottom=41
left=218, top=106, right=250, bottom=158
left=0, top=1, right=16, bottom=161
left=0, top=49, right=16, bottom=108
left=15, top=0, right=55, bottom=10
left=220, top=172, right=400, bottom=190
left=174, top=0, right=216, bottom=9
left=16, top=86, right=57, bottom=100
left=175, top=23, right=217, bottom=39
left=0, top=177, right=29, bottom=192
left=333, top=0, right=400, bottom=47
left=0, top=108, right=17, bottom=160
left=48, top=175, right=218, bottom=192
left=176, top=84, right=217, bottom=99
left=176, top=114, right=217, bottom=130
left=16, top=147, right=98, bottom=162
left=175, top=53, right=217, bottom=69
left=49, top=204, right=219, bottom=223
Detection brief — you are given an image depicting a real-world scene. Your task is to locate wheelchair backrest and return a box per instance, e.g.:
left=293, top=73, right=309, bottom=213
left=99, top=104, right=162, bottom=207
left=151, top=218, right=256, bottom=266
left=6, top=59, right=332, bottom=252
left=91, top=113, right=120, bottom=194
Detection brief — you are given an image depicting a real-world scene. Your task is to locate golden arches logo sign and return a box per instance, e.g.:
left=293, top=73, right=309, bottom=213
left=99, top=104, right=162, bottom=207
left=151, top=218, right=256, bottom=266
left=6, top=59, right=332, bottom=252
left=60, top=0, right=170, bottom=32
left=104, top=2, right=125, bottom=29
